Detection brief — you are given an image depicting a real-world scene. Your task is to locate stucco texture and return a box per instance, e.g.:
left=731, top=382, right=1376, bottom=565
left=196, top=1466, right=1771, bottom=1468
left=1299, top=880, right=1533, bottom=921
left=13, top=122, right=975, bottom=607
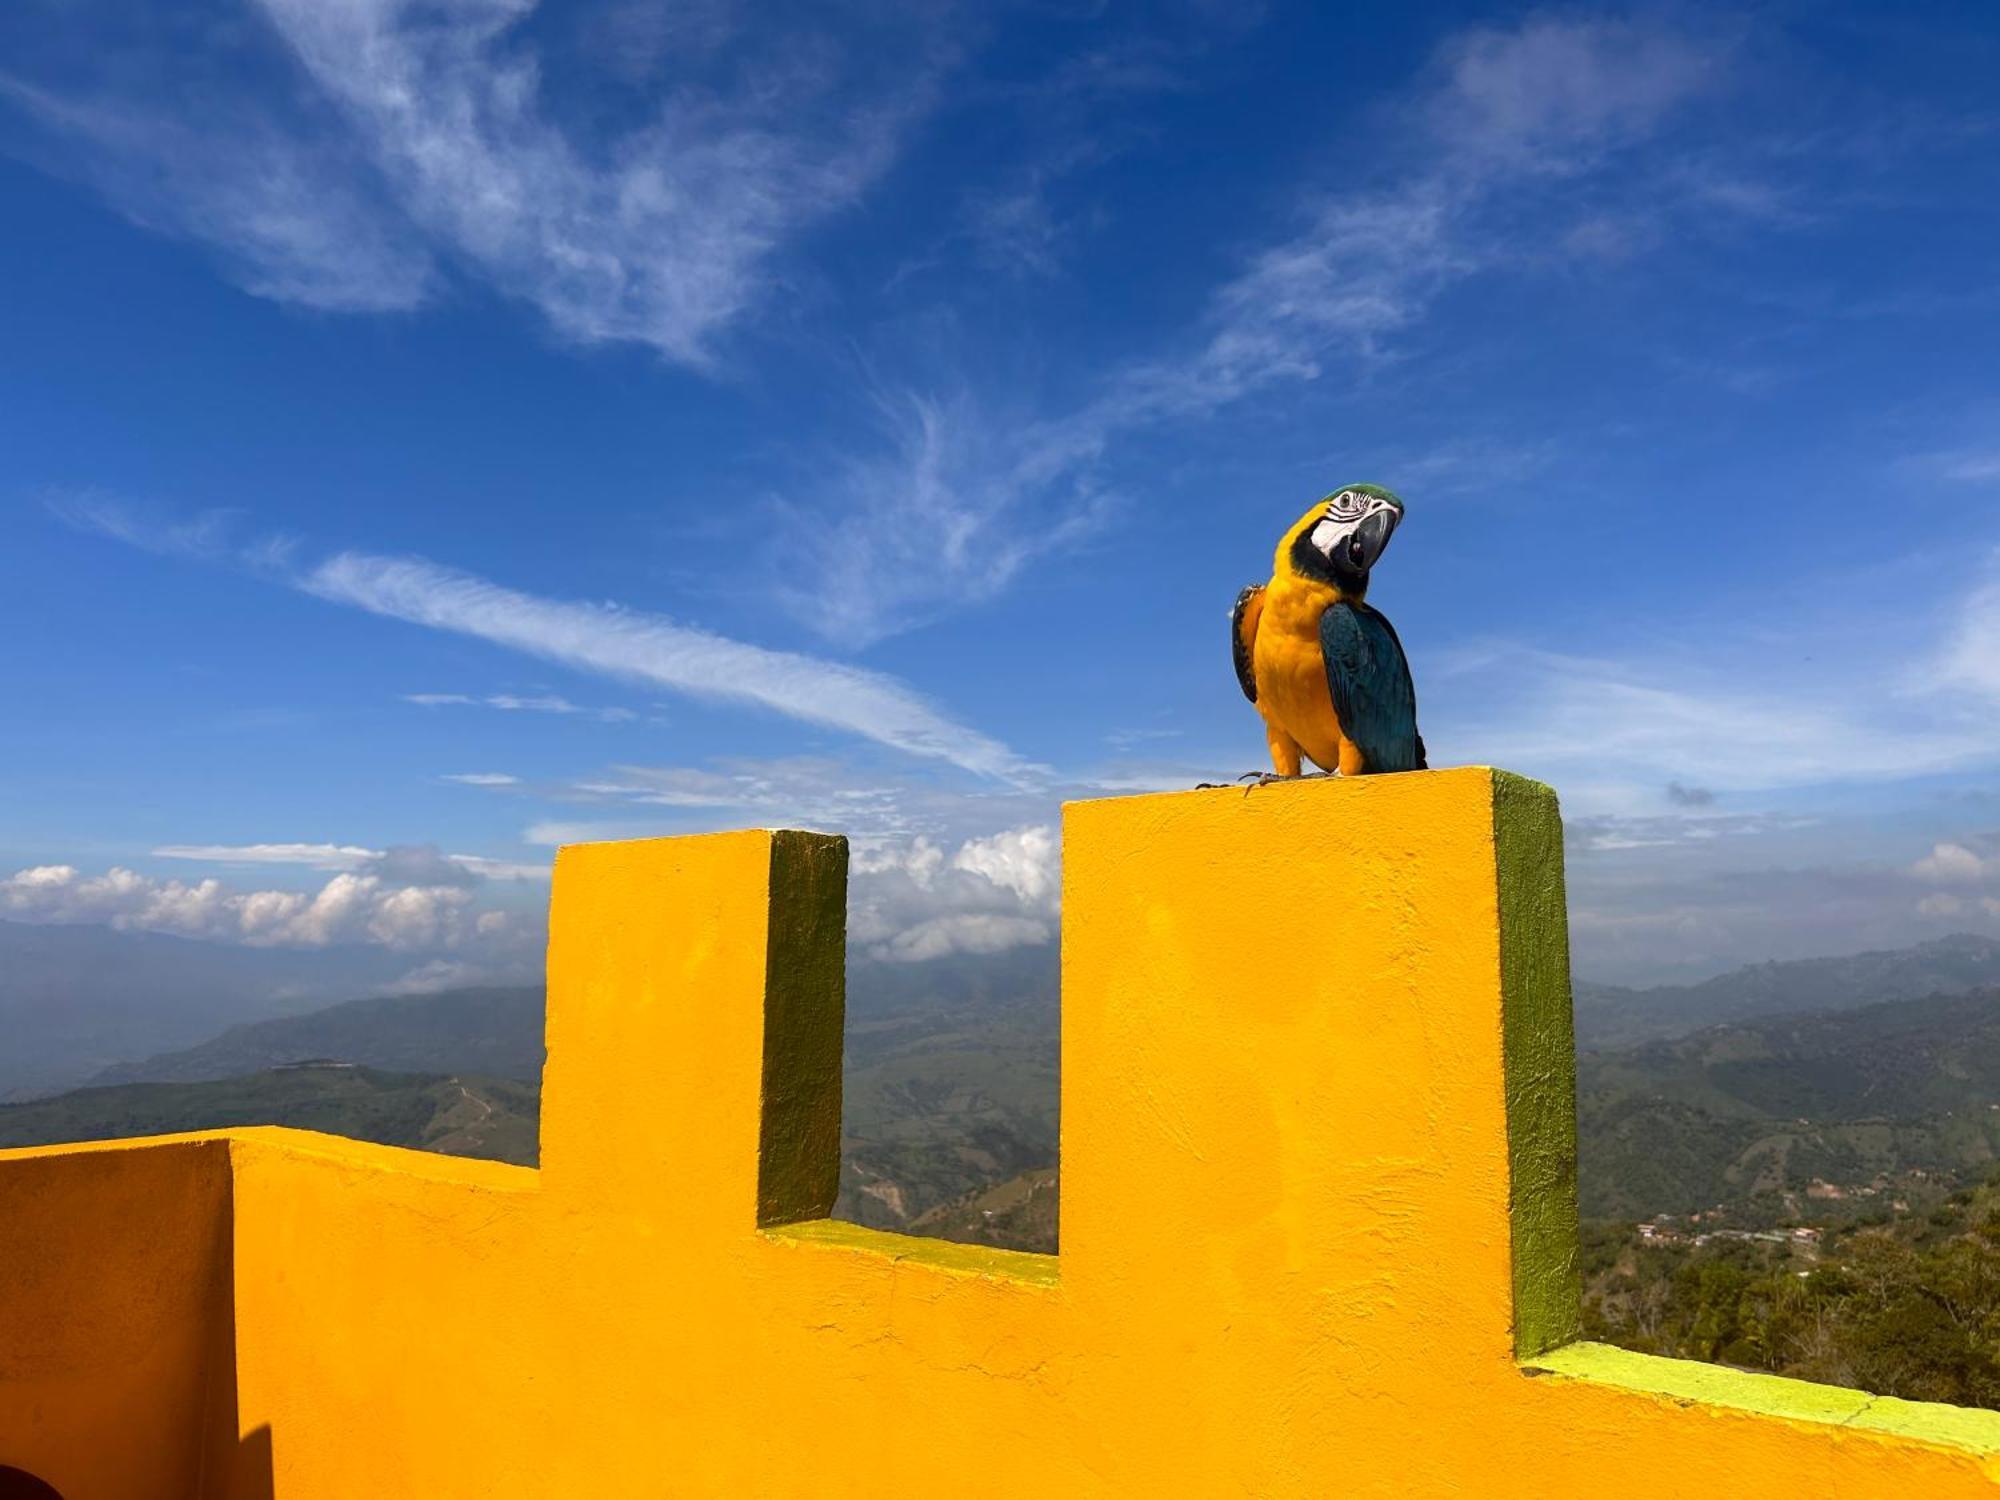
left=2, top=769, right=1997, bottom=1495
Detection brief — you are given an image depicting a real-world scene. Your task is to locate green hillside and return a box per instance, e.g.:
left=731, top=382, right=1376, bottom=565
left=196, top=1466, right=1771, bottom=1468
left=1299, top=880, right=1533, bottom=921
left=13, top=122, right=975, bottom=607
left=0, top=1065, right=538, bottom=1166
left=1578, top=988, right=2000, bottom=1221
left=909, top=1166, right=1058, bottom=1254
left=1582, top=1172, right=2000, bottom=1409
left=27, top=936, right=2000, bottom=1256
left=90, top=986, right=546, bottom=1087
left=836, top=964, right=1057, bottom=1229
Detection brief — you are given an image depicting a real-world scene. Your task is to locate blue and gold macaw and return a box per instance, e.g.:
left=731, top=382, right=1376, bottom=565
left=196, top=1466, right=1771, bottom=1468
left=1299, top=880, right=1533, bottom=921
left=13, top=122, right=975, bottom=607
left=1232, top=484, right=1427, bottom=777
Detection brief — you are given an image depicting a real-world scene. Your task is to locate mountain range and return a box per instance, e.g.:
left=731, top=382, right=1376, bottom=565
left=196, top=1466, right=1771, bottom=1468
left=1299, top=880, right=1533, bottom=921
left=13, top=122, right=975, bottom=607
left=0, top=918, right=417, bottom=1098
left=1572, top=933, right=2000, bottom=1049
left=10, top=930, right=2000, bottom=1251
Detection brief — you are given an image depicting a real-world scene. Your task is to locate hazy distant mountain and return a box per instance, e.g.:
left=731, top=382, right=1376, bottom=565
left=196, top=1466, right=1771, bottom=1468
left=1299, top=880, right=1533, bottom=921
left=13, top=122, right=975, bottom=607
left=1573, top=934, right=2000, bottom=1049
left=837, top=946, right=1058, bottom=1230
left=27, top=928, right=2000, bottom=1249
left=92, top=986, right=545, bottom=1086
left=1578, top=987, right=2000, bottom=1219
left=0, top=1065, right=537, bottom=1166
left=0, top=919, right=413, bottom=1099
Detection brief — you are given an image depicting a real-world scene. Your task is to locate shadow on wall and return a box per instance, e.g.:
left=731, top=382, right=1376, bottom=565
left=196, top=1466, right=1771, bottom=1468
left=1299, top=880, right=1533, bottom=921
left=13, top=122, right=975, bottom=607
left=0, top=1141, right=275, bottom=1499
left=0, top=1466, right=63, bottom=1499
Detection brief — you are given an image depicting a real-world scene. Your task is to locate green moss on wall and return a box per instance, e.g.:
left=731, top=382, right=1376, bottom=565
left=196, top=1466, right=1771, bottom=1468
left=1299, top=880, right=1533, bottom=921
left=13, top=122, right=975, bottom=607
left=1493, top=771, right=1583, bottom=1358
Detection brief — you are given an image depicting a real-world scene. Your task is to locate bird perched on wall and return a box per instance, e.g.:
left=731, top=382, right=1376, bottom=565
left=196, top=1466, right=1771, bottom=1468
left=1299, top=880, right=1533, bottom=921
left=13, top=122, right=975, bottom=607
left=1231, top=484, right=1426, bottom=778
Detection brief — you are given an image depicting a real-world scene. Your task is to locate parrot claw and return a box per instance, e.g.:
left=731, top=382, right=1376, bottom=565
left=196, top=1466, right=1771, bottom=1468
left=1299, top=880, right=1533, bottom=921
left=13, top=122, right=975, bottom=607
left=1238, top=772, right=1295, bottom=795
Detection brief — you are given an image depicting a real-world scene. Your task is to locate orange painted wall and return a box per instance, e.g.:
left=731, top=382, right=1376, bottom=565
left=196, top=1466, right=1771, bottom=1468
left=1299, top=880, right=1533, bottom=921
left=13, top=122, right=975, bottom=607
left=2, top=770, right=1997, bottom=1495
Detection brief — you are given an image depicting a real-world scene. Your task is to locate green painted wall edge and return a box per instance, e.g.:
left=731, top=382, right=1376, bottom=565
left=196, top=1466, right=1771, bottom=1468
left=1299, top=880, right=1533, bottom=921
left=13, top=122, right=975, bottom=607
left=1496, top=770, right=2000, bottom=1453
left=765, top=1218, right=1062, bottom=1288
left=1527, top=1341, right=2000, bottom=1456
left=1492, top=770, right=1584, bottom=1359
left=757, top=830, right=849, bottom=1228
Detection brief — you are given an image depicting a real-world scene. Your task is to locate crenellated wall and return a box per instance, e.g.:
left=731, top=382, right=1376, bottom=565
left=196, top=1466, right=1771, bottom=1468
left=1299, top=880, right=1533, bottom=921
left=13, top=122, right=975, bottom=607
left=3, top=769, right=1997, bottom=1495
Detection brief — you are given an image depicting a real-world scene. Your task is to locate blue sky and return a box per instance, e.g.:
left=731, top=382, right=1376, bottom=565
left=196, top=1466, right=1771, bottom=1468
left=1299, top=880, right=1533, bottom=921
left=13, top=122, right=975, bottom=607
left=3, top=0, right=2000, bottom=985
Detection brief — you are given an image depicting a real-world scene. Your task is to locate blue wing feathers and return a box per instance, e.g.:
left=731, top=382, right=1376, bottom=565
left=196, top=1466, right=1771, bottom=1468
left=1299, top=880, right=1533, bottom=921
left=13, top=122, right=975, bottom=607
left=1320, top=603, right=1424, bottom=774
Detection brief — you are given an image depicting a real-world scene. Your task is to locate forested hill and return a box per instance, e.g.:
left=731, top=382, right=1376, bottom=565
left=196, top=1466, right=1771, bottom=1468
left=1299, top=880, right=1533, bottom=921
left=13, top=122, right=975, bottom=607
left=0, top=1066, right=537, bottom=1166
left=33, top=934, right=2000, bottom=1242
left=1579, top=986, right=2000, bottom=1219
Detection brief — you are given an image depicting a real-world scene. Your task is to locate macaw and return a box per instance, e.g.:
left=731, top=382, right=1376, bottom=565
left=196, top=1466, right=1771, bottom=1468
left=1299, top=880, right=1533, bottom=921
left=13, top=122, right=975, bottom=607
left=1231, top=484, right=1427, bottom=777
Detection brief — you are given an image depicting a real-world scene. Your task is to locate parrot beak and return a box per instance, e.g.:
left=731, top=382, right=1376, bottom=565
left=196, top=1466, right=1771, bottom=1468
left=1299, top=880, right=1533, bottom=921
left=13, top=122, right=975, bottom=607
left=1344, top=502, right=1400, bottom=575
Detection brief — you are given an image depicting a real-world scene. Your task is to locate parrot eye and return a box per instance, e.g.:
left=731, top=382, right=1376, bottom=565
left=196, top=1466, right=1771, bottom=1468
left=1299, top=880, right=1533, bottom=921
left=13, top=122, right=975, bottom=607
left=1326, top=491, right=1366, bottom=521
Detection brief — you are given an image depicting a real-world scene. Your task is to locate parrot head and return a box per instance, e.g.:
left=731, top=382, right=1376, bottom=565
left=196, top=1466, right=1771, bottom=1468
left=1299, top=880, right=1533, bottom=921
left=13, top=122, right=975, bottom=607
left=1278, top=483, right=1405, bottom=598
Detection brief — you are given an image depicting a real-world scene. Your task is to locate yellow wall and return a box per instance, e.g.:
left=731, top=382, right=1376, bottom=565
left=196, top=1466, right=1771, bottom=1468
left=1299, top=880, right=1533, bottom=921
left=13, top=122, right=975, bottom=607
left=3, top=768, right=1998, bottom=1495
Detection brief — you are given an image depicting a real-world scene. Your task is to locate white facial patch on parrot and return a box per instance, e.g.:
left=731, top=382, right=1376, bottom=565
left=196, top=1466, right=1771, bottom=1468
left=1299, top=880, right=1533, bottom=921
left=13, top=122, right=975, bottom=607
left=1308, top=490, right=1377, bottom=557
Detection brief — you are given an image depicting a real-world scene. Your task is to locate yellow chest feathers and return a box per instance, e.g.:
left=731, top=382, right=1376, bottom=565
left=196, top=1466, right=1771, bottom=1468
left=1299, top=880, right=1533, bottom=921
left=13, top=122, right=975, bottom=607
left=1251, top=579, right=1348, bottom=763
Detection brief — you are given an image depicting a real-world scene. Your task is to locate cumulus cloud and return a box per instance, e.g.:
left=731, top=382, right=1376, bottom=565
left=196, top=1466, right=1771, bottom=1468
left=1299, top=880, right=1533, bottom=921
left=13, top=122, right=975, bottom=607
left=1903, top=835, right=2000, bottom=926
left=948, top=825, right=1059, bottom=905
left=0, top=861, right=508, bottom=952
left=1911, top=841, right=1993, bottom=884
left=849, top=823, right=1061, bottom=962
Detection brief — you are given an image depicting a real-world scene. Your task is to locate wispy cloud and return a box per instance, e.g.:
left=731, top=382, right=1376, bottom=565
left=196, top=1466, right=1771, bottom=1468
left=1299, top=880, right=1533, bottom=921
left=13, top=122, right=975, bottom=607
left=780, top=14, right=1737, bottom=643
left=2, top=0, right=950, bottom=360
left=1937, top=452, right=2000, bottom=484
left=152, top=841, right=379, bottom=870
left=1433, top=551, right=2000, bottom=812
left=773, top=391, right=1118, bottom=646
left=1934, top=550, right=2000, bottom=700
left=403, top=692, right=636, bottom=724
left=441, top=772, right=522, bottom=788
left=56, top=498, right=1034, bottom=780
left=152, top=840, right=546, bottom=882
left=0, top=71, right=434, bottom=312
left=1439, top=642, right=1996, bottom=811
left=306, top=551, right=1033, bottom=779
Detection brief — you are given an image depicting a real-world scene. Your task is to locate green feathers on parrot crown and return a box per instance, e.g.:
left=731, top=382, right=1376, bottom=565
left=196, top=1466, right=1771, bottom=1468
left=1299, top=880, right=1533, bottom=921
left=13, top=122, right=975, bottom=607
left=1324, top=482, right=1403, bottom=510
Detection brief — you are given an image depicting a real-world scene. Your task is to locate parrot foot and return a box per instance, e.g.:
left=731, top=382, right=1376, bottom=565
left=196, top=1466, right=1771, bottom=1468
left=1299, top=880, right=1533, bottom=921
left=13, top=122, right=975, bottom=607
left=1237, top=771, right=1300, bottom=795
left=1232, top=770, right=1339, bottom=795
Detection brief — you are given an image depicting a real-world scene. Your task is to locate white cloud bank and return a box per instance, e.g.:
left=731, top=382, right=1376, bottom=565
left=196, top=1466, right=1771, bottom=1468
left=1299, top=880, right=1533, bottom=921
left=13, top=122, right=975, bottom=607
left=6, top=819, right=1061, bottom=965
left=850, top=824, right=1061, bottom=962
left=0, top=862, right=508, bottom=952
